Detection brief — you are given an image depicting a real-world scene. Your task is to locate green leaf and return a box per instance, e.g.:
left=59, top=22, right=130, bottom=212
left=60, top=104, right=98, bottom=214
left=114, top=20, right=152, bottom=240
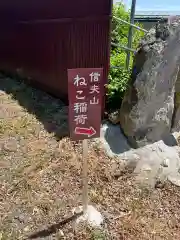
left=108, top=2, right=144, bottom=110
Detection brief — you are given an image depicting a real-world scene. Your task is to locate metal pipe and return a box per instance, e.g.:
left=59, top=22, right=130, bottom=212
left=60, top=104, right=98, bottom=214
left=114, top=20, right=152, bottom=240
left=126, top=0, right=136, bottom=69
left=110, top=65, right=132, bottom=71
left=113, top=16, right=148, bottom=33
left=111, top=42, right=135, bottom=52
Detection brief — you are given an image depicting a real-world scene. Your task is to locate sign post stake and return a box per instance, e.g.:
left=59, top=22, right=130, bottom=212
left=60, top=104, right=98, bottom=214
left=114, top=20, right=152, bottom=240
left=82, top=139, right=88, bottom=213
left=68, top=68, right=104, bottom=228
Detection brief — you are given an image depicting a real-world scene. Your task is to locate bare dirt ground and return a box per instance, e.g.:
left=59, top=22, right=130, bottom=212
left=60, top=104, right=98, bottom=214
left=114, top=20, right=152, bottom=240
left=1, top=75, right=180, bottom=240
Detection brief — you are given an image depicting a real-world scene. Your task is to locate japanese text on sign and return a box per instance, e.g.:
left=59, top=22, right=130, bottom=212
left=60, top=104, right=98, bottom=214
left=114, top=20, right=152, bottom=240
left=68, top=68, right=103, bottom=140
left=73, top=72, right=100, bottom=125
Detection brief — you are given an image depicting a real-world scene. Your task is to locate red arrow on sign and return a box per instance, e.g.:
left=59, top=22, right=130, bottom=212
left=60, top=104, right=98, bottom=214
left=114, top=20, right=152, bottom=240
left=75, top=127, right=96, bottom=137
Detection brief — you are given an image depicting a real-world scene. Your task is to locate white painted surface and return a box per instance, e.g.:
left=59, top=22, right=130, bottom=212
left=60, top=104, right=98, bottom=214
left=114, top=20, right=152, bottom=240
left=72, top=205, right=104, bottom=227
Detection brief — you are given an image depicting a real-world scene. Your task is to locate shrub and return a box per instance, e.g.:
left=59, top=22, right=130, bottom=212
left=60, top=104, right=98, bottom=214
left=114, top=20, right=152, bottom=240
left=107, top=3, right=144, bottom=110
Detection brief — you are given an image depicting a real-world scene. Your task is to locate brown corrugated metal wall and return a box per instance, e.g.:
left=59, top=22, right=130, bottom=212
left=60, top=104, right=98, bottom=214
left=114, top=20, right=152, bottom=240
left=0, top=0, right=112, bottom=99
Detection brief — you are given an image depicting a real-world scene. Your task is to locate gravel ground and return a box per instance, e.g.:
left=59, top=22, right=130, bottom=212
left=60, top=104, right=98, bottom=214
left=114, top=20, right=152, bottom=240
left=1, top=75, right=180, bottom=240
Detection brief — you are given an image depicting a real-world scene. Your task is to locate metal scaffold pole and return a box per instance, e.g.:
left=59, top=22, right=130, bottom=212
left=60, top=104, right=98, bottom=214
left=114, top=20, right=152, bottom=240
left=126, top=0, right=136, bottom=69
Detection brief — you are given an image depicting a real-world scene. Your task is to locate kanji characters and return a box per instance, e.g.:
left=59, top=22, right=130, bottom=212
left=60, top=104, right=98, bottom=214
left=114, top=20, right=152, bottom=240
left=74, top=114, right=87, bottom=125
left=74, top=74, right=87, bottom=87
left=74, top=102, right=87, bottom=114
left=68, top=69, right=102, bottom=139
left=90, top=96, right=99, bottom=105
left=89, top=84, right=100, bottom=94
left=89, top=72, right=100, bottom=82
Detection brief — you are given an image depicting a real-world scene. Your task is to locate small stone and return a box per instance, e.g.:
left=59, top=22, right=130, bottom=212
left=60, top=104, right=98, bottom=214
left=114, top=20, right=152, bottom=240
left=33, top=207, right=40, bottom=215
left=73, top=205, right=104, bottom=228
left=23, top=226, right=30, bottom=232
left=17, top=214, right=25, bottom=223
left=14, top=212, right=29, bottom=224
left=113, top=171, right=124, bottom=178
left=140, top=218, right=147, bottom=226
left=58, top=230, right=64, bottom=237
left=73, top=206, right=82, bottom=215
left=3, top=139, right=17, bottom=152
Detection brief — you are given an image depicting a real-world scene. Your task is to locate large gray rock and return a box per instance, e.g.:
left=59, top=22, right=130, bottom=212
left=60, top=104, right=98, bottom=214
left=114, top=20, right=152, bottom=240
left=98, top=123, right=180, bottom=189
left=133, top=140, right=180, bottom=189
left=120, top=18, right=180, bottom=148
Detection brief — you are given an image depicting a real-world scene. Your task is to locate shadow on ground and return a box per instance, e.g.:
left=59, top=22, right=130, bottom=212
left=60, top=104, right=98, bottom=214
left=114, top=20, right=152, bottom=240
left=28, top=212, right=83, bottom=239
left=0, top=74, right=69, bottom=140
left=100, top=122, right=131, bottom=156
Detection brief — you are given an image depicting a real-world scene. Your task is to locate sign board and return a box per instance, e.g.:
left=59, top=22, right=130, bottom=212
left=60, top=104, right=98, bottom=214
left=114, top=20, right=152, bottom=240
left=68, top=68, right=103, bottom=141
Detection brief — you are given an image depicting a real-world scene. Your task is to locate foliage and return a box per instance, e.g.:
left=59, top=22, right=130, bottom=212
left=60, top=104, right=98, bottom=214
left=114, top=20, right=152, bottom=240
left=107, top=3, right=145, bottom=110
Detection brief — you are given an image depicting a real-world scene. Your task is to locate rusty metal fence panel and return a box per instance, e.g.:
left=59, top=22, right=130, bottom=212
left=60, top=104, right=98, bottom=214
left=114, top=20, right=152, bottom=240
left=0, top=0, right=112, bottom=99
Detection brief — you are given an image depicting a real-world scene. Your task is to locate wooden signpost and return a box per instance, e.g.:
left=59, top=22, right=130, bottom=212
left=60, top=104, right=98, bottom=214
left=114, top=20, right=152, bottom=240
left=68, top=68, right=103, bottom=141
left=68, top=68, right=104, bottom=225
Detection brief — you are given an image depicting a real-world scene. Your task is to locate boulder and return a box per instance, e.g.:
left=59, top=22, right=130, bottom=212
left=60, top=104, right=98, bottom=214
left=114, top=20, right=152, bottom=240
left=98, top=123, right=180, bottom=189
left=108, top=139, right=180, bottom=189
left=120, top=17, right=180, bottom=148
